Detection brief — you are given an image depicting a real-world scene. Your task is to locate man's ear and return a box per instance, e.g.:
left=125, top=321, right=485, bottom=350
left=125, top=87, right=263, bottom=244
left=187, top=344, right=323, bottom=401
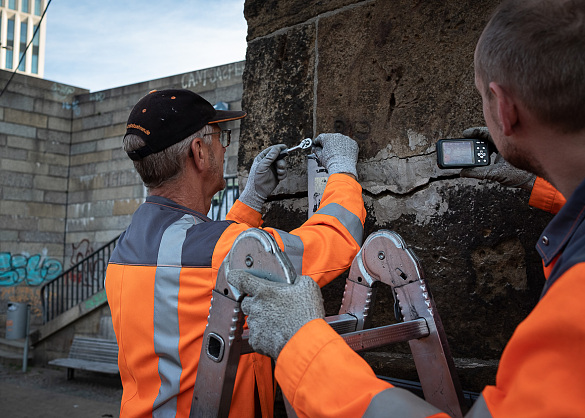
left=190, top=137, right=206, bottom=171
left=489, top=82, right=518, bottom=136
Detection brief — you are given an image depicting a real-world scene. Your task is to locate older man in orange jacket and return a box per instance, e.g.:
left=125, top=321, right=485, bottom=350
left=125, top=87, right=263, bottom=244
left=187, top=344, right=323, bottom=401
left=105, top=89, right=365, bottom=417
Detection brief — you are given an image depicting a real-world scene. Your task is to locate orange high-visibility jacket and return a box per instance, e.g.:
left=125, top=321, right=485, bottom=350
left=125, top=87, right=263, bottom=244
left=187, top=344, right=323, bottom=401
left=275, top=178, right=585, bottom=417
left=105, top=173, right=365, bottom=417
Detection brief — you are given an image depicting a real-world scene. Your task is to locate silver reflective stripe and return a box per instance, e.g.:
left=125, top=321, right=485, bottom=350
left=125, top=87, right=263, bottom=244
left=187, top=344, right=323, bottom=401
left=273, top=228, right=304, bottom=275
left=316, top=202, right=363, bottom=245
left=466, top=394, right=492, bottom=418
left=152, top=214, right=198, bottom=416
left=363, top=387, right=445, bottom=418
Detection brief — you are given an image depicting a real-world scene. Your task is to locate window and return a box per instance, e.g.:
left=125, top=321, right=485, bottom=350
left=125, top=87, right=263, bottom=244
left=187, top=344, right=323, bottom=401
left=22, top=0, right=29, bottom=13
left=6, top=19, right=15, bottom=69
left=19, top=21, right=27, bottom=71
left=8, top=0, right=17, bottom=10
left=31, top=24, right=39, bottom=74
left=34, top=0, right=42, bottom=16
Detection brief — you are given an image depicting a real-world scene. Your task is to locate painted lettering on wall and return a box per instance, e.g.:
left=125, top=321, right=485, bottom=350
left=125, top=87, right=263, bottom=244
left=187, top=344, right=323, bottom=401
left=51, top=82, right=75, bottom=99
left=52, top=83, right=81, bottom=116
left=0, top=252, right=63, bottom=287
left=71, top=239, right=94, bottom=266
left=67, top=239, right=105, bottom=287
left=62, top=99, right=80, bottom=116
left=181, top=62, right=245, bottom=89
left=89, top=92, right=106, bottom=102
left=83, top=290, right=107, bottom=310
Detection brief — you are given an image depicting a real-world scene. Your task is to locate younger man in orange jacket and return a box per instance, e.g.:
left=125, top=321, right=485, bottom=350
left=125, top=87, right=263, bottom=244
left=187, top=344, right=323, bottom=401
left=228, top=0, right=585, bottom=416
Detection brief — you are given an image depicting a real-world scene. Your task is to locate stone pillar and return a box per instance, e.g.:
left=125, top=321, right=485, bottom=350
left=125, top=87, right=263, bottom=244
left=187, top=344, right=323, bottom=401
left=240, top=0, right=553, bottom=392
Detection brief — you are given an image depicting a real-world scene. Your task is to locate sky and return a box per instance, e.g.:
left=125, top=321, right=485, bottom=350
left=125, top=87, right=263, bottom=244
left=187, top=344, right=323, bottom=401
left=43, top=0, right=248, bottom=92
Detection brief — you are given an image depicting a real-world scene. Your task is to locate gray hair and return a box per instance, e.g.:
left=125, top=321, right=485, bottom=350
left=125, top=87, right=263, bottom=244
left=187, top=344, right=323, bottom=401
left=124, top=124, right=214, bottom=189
left=475, top=0, right=585, bottom=133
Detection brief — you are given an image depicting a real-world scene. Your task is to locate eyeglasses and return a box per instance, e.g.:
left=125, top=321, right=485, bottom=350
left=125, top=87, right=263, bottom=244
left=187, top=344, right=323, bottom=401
left=203, top=129, right=231, bottom=147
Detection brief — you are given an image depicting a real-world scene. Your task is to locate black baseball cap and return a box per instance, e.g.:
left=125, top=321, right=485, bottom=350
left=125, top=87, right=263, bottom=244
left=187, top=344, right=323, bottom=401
left=124, top=89, right=246, bottom=161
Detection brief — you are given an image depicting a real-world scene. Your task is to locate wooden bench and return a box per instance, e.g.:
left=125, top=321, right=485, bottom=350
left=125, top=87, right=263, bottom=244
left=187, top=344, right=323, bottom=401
left=49, top=335, right=119, bottom=380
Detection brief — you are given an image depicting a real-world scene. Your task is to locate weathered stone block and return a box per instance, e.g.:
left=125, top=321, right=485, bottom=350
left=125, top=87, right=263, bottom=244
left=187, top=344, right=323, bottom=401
left=26, top=201, right=66, bottom=218
left=38, top=218, right=66, bottom=233
left=0, top=214, right=39, bottom=231
left=70, top=150, right=112, bottom=166
left=47, top=116, right=71, bottom=132
left=113, top=199, right=142, bottom=216
left=4, top=108, right=48, bottom=128
left=0, top=121, right=36, bottom=138
left=2, top=186, right=44, bottom=202
left=33, top=175, right=68, bottom=192
left=1, top=159, right=48, bottom=175
left=0, top=171, right=33, bottom=188
left=245, top=0, right=362, bottom=39
left=0, top=146, right=28, bottom=161
left=240, top=24, right=316, bottom=175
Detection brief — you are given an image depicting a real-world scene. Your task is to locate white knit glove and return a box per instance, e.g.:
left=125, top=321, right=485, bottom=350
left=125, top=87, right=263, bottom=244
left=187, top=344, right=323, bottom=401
left=312, top=133, right=359, bottom=178
left=239, top=144, right=288, bottom=211
left=227, top=270, right=325, bottom=359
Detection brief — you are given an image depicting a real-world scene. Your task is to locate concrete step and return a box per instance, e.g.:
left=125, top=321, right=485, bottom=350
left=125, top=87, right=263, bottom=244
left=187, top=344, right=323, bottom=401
left=0, top=337, right=34, bottom=356
left=0, top=338, right=34, bottom=367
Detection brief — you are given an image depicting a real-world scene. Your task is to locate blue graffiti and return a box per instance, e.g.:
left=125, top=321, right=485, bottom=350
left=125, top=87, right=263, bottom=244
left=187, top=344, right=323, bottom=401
left=0, top=252, right=63, bottom=286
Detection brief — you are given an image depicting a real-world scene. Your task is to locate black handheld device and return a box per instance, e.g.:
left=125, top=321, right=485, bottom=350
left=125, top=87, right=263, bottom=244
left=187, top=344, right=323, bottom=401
left=436, top=138, right=491, bottom=169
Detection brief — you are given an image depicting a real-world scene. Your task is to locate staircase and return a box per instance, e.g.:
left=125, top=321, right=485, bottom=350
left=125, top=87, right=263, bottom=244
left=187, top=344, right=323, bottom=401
left=33, top=176, right=239, bottom=341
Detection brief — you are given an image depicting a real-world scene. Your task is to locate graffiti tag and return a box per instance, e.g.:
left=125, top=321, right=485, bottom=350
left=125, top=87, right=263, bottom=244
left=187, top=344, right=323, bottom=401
left=0, top=252, right=63, bottom=286
left=181, top=62, right=245, bottom=89
left=84, top=290, right=108, bottom=310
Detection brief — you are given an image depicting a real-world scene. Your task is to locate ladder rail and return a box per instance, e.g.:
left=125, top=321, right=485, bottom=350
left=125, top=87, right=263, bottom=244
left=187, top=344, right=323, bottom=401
left=191, top=229, right=465, bottom=418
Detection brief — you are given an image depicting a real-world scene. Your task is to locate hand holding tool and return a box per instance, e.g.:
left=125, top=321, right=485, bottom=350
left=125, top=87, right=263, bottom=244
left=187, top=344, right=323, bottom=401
left=277, top=138, right=313, bottom=159
left=239, top=144, right=288, bottom=212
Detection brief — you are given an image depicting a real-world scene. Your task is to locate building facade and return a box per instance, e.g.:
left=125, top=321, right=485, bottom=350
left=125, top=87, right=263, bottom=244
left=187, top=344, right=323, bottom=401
left=0, top=0, right=46, bottom=77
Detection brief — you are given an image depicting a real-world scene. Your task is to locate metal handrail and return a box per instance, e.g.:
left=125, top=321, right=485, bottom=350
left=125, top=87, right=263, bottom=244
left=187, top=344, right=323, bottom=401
left=208, top=175, right=239, bottom=221
left=40, top=236, right=118, bottom=323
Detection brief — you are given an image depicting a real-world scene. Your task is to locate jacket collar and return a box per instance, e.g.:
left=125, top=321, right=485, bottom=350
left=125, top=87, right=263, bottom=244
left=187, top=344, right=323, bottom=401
left=145, top=195, right=212, bottom=223
left=536, top=178, right=585, bottom=266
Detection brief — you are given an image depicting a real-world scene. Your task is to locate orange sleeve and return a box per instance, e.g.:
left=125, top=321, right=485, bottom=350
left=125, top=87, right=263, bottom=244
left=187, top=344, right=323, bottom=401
left=482, top=263, right=585, bottom=416
left=528, top=177, right=566, bottom=214
left=226, top=198, right=264, bottom=227
left=275, top=319, right=392, bottom=418
left=265, top=173, right=366, bottom=287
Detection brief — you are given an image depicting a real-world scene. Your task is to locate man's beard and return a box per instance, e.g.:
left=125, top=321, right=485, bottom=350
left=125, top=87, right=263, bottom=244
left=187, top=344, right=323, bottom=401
left=208, top=149, right=226, bottom=193
left=504, top=142, right=548, bottom=183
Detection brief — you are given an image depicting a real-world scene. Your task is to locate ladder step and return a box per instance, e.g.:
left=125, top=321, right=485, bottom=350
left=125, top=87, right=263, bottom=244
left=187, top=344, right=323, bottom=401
left=342, top=318, right=429, bottom=352
left=240, top=316, right=427, bottom=355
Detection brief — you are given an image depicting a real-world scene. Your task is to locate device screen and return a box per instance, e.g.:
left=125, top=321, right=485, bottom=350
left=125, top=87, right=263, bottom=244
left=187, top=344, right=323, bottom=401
left=441, top=141, right=474, bottom=165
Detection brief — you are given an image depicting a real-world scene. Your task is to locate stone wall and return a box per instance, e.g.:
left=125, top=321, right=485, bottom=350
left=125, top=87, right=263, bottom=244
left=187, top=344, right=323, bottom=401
left=240, top=0, right=554, bottom=392
left=0, top=62, right=245, bottom=329
left=0, top=71, right=88, bottom=325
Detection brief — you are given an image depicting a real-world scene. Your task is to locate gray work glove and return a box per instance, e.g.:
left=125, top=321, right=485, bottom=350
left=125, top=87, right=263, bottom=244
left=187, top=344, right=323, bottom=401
left=227, top=270, right=325, bottom=360
left=239, top=144, right=288, bottom=212
left=312, top=133, right=359, bottom=178
left=459, top=127, right=536, bottom=190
